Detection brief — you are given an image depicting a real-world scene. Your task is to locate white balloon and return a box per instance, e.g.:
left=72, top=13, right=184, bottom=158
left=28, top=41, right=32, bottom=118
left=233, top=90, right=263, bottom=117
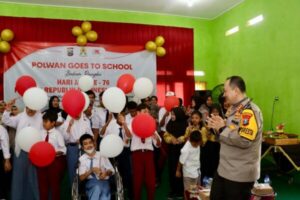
left=131, top=96, right=141, bottom=104
left=82, top=92, right=90, bottom=111
left=100, top=134, right=124, bottom=158
left=102, top=87, right=126, bottom=113
left=133, top=77, right=153, bottom=99
left=16, top=127, right=42, bottom=152
left=79, top=75, right=94, bottom=92
left=23, top=87, right=48, bottom=110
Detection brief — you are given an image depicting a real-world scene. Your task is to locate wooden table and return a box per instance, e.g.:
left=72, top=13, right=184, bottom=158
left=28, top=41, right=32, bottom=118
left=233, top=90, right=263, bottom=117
left=262, top=136, right=300, bottom=184
left=262, top=136, right=300, bottom=171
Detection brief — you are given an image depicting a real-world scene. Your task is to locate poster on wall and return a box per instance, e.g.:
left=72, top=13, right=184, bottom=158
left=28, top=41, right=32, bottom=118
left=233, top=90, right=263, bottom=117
left=3, top=42, right=156, bottom=107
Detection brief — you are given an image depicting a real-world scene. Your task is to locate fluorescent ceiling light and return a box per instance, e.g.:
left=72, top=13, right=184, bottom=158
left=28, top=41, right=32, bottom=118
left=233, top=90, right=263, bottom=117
left=187, top=0, right=193, bottom=7
left=225, top=26, right=239, bottom=36
left=247, top=14, right=264, bottom=26
left=186, top=70, right=205, bottom=76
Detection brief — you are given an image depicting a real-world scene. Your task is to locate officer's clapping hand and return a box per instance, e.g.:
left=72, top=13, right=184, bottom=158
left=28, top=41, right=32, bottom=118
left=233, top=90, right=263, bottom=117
left=207, top=114, right=226, bottom=131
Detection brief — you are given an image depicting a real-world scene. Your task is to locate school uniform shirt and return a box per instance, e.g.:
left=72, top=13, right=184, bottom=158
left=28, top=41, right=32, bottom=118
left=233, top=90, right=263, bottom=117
left=179, top=140, right=200, bottom=179
left=104, top=119, right=130, bottom=148
left=91, top=107, right=108, bottom=131
left=125, top=114, right=133, bottom=126
left=57, top=111, right=65, bottom=124
left=158, top=107, right=171, bottom=132
left=129, top=120, right=162, bottom=151
left=41, top=128, right=66, bottom=154
left=79, top=151, right=115, bottom=180
left=0, top=125, right=10, bottom=159
left=62, top=115, right=93, bottom=144
left=2, top=110, right=43, bottom=156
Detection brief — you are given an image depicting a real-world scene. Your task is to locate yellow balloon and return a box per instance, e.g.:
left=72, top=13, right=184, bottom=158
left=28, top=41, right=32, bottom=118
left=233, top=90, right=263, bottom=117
left=86, top=31, right=98, bottom=42
left=72, top=26, right=83, bottom=37
left=0, top=41, right=11, bottom=53
left=155, top=36, right=165, bottom=47
left=156, top=47, right=166, bottom=57
left=145, top=41, right=157, bottom=52
left=81, top=21, right=92, bottom=33
left=1, top=29, right=14, bottom=42
left=77, top=35, right=87, bottom=46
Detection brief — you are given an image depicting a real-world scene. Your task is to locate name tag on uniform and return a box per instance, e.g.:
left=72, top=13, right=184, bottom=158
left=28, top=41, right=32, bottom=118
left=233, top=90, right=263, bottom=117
left=239, top=109, right=258, bottom=141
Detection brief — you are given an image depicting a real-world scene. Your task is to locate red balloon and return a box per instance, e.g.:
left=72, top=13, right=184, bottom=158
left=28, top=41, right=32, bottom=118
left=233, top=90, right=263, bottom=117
left=164, top=96, right=180, bottom=111
left=132, top=113, right=156, bottom=138
left=62, top=89, right=85, bottom=118
left=116, top=74, right=135, bottom=94
left=29, top=142, right=56, bottom=167
left=15, top=75, right=37, bottom=96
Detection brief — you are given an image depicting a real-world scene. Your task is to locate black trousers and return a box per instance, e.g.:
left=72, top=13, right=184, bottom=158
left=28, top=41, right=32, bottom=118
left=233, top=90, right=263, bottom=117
left=210, top=172, right=254, bottom=200
left=168, top=145, right=183, bottom=196
left=0, top=150, right=11, bottom=199
left=115, top=147, right=133, bottom=199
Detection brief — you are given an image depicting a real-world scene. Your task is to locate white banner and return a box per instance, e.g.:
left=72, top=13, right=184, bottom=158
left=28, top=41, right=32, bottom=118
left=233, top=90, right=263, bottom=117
left=4, top=43, right=156, bottom=107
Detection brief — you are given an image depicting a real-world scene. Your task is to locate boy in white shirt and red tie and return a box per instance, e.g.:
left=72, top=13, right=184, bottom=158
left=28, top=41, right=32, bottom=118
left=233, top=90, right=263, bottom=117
left=37, top=111, right=66, bottom=200
left=129, top=104, right=161, bottom=200
left=79, top=134, right=114, bottom=200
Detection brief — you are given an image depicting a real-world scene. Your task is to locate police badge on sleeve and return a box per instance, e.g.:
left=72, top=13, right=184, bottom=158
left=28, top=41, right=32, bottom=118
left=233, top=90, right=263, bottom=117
left=239, top=109, right=258, bottom=140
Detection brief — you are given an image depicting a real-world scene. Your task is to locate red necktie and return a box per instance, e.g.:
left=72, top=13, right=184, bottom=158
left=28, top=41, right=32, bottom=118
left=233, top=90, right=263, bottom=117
left=141, top=138, right=145, bottom=143
left=45, top=131, right=49, bottom=142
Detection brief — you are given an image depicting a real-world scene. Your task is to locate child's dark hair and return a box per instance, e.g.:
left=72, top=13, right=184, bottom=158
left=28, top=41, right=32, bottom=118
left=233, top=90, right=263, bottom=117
left=191, top=110, right=204, bottom=128
left=179, top=98, right=183, bottom=107
left=42, top=111, right=58, bottom=122
left=79, top=134, right=94, bottom=146
left=99, top=91, right=104, bottom=98
left=86, top=90, right=96, bottom=98
left=137, top=103, right=150, bottom=111
left=127, top=101, right=138, bottom=110
left=210, top=104, right=222, bottom=115
left=151, top=96, right=158, bottom=101
left=190, top=130, right=202, bottom=143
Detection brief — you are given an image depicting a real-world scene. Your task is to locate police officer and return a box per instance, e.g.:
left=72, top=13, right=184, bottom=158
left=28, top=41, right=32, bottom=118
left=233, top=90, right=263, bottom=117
left=207, top=76, right=263, bottom=200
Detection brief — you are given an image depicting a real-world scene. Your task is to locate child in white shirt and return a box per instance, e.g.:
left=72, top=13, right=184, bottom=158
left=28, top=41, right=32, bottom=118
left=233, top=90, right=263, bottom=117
left=176, top=130, right=202, bottom=199
left=37, top=111, right=66, bottom=200
left=79, top=134, right=114, bottom=200
left=2, top=99, right=43, bottom=200
left=62, top=113, right=93, bottom=184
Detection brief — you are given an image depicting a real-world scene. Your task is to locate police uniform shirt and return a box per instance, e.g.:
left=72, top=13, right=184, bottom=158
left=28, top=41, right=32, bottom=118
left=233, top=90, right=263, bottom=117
left=217, top=97, right=263, bottom=182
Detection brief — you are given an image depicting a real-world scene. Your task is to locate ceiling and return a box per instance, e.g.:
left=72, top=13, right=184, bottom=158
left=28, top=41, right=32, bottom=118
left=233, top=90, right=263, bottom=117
left=2, top=0, right=244, bottom=19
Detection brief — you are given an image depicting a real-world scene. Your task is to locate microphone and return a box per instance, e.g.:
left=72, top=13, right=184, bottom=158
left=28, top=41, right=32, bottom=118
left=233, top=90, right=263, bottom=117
left=270, top=96, right=279, bottom=131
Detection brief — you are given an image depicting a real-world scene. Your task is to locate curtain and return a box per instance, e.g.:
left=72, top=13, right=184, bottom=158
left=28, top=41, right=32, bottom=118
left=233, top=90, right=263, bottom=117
left=0, top=16, right=194, bottom=105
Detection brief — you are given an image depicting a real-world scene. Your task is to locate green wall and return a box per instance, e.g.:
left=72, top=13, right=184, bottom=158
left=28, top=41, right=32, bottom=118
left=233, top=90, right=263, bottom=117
left=0, top=2, right=214, bottom=87
left=211, top=0, right=300, bottom=133
left=2, top=0, right=299, bottom=132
